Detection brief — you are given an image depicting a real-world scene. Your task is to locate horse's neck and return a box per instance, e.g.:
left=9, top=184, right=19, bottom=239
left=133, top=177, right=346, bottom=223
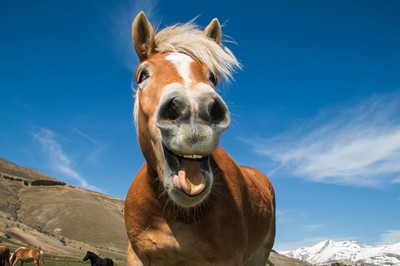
left=89, top=257, right=97, bottom=265
left=88, top=255, right=97, bottom=264
left=211, top=146, right=240, bottom=173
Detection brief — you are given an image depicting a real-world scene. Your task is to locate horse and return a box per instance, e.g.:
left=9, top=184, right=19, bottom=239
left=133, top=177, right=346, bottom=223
left=9, top=247, right=43, bottom=266
left=0, top=246, right=10, bottom=266
left=124, top=11, right=276, bottom=266
left=83, top=251, right=113, bottom=266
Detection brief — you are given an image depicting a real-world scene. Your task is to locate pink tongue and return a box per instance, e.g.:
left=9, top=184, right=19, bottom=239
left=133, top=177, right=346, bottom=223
left=174, top=159, right=206, bottom=196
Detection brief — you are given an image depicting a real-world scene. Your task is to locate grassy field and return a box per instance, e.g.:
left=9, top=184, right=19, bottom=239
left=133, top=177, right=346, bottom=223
left=43, top=254, right=126, bottom=266
left=0, top=250, right=121, bottom=266
left=1, top=236, right=125, bottom=266
left=42, top=255, right=83, bottom=266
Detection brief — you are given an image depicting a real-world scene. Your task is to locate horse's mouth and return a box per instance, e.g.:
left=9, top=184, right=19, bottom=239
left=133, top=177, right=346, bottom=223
left=163, top=144, right=212, bottom=205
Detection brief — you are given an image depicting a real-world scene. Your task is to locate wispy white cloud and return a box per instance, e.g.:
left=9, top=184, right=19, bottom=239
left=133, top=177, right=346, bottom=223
left=303, top=224, right=327, bottom=232
left=71, top=128, right=109, bottom=165
left=276, top=209, right=306, bottom=225
left=105, top=0, right=159, bottom=71
left=33, top=128, right=104, bottom=193
left=377, top=230, right=400, bottom=245
left=247, top=92, right=400, bottom=187
left=72, top=128, right=97, bottom=144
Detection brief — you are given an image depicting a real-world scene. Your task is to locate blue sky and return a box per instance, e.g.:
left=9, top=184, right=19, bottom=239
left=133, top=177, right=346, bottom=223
left=1, top=0, right=399, bottom=251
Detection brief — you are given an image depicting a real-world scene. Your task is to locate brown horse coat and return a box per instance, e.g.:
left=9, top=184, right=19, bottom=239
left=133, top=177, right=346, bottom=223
left=0, top=246, right=10, bottom=266
left=9, top=248, right=43, bottom=266
left=125, top=147, right=275, bottom=265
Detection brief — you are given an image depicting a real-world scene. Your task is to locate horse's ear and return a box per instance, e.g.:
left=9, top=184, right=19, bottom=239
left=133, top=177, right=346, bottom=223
left=132, top=11, right=155, bottom=61
left=204, top=18, right=221, bottom=44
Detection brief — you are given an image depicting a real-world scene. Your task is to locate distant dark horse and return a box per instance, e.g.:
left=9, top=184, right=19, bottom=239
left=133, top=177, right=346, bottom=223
left=0, top=246, right=10, bottom=266
left=83, top=251, right=113, bottom=266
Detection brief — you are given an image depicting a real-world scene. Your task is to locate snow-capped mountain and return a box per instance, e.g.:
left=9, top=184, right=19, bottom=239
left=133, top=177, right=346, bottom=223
left=281, top=240, right=400, bottom=266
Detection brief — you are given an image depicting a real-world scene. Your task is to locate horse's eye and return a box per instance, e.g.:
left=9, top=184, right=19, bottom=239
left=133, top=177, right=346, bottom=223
left=209, top=71, right=218, bottom=86
left=137, top=67, right=150, bottom=85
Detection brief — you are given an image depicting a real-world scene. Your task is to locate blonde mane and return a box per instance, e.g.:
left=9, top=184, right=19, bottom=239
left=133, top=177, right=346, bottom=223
left=154, top=22, right=241, bottom=82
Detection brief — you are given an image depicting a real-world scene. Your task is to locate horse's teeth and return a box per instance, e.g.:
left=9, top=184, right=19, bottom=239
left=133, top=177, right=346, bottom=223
left=182, top=154, right=203, bottom=159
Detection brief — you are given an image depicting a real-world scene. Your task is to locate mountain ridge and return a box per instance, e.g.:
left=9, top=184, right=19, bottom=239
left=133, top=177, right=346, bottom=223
left=281, top=239, right=400, bottom=266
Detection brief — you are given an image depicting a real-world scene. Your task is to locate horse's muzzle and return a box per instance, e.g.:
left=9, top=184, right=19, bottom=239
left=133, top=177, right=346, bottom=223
left=155, top=90, right=230, bottom=156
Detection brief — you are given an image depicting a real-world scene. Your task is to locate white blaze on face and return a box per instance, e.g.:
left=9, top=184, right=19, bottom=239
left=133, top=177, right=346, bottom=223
left=166, top=53, right=193, bottom=86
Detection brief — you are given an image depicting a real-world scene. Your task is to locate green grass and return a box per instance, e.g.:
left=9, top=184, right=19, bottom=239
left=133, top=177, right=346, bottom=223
left=42, top=256, right=83, bottom=266
left=0, top=238, right=82, bottom=266
left=43, top=255, right=126, bottom=266
left=0, top=235, right=21, bottom=249
left=1, top=237, right=126, bottom=265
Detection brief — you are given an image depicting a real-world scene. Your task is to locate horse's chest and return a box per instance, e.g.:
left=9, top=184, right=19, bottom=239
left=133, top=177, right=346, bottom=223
left=134, top=220, right=243, bottom=265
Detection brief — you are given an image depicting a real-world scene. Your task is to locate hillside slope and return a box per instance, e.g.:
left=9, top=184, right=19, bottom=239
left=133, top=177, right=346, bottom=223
left=0, top=157, right=127, bottom=261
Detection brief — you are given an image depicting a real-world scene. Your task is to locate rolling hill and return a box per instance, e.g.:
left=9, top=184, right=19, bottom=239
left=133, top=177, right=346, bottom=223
left=0, top=157, right=127, bottom=263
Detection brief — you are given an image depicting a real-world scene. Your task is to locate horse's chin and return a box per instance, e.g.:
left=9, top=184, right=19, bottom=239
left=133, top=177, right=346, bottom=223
left=163, top=144, right=213, bottom=208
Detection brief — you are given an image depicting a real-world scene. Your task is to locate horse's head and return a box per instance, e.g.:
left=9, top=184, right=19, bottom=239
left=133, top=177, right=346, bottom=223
left=132, top=12, right=240, bottom=208
left=83, top=251, right=91, bottom=261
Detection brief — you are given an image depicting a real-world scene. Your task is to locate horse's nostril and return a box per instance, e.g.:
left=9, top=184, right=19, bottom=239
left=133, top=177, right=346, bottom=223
left=209, top=98, right=228, bottom=124
left=158, top=97, right=188, bottom=123
left=165, top=99, right=180, bottom=121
